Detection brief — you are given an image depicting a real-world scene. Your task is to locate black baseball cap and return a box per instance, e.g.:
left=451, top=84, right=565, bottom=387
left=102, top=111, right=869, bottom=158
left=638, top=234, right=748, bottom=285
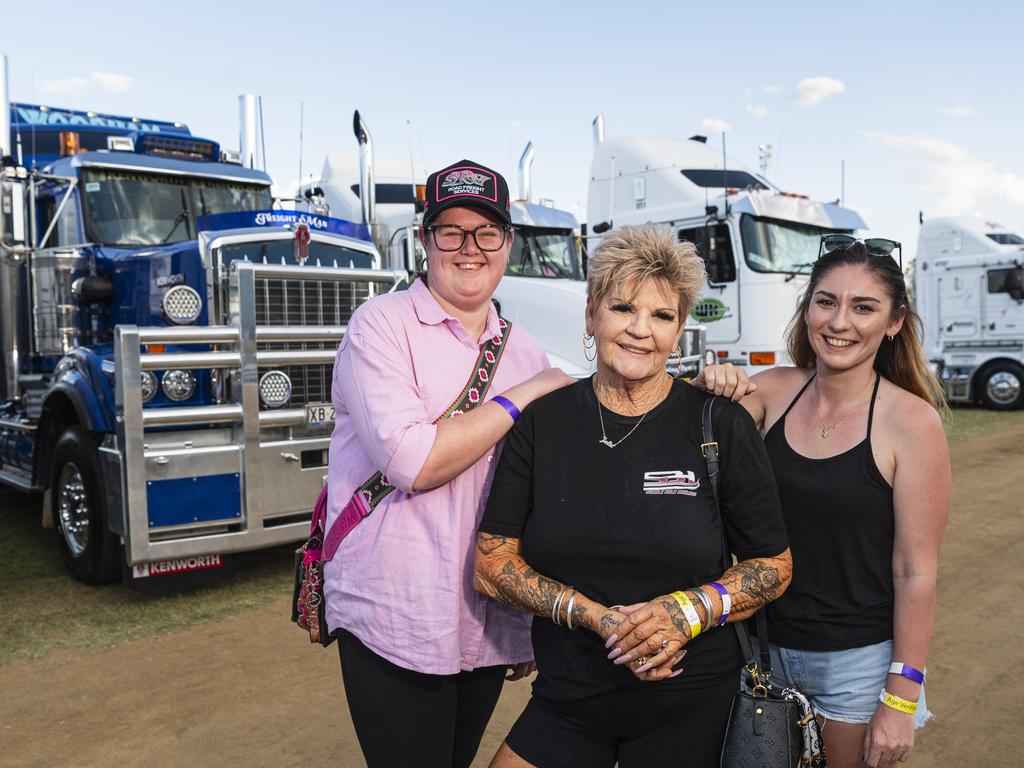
left=423, top=159, right=511, bottom=226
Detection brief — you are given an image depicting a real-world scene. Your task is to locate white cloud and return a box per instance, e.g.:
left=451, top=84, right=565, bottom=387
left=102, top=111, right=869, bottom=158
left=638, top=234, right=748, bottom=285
left=937, top=103, right=973, bottom=118
left=745, top=104, right=768, bottom=118
left=795, top=76, right=846, bottom=105
left=762, top=84, right=782, bottom=94
left=700, top=117, right=731, bottom=133
left=864, top=131, right=1024, bottom=214
left=40, top=71, right=134, bottom=96
left=91, top=72, right=134, bottom=92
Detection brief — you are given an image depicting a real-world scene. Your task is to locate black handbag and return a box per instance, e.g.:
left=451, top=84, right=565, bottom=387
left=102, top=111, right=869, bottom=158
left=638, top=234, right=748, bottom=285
left=699, top=397, right=827, bottom=768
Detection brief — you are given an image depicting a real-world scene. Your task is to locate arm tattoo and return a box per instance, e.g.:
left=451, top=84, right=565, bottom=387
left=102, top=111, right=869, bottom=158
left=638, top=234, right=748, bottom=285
left=474, top=532, right=567, bottom=618
left=722, top=558, right=788, bottom=615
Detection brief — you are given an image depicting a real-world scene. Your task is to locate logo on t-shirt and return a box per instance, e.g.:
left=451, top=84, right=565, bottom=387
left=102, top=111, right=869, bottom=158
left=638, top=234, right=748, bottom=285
left=643, top=470, right=700, bottom=496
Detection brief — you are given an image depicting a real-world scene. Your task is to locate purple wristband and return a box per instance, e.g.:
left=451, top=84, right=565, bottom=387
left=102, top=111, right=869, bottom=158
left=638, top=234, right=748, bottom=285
left=709, top=581, right=730, bottom=625
left=888, top=662, right=925, bottom=685
left=491, top=395, right=521, bottom=423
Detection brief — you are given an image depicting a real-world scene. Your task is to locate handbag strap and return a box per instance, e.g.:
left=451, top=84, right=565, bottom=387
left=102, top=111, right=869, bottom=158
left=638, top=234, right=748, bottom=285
left=315, top=316, right=513, bottom=536
left=700, top=396, right=772, bottom=679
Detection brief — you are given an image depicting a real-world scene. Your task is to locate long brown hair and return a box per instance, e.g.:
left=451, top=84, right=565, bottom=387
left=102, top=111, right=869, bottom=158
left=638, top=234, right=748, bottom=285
left=786, top=243, right=948, bottom=415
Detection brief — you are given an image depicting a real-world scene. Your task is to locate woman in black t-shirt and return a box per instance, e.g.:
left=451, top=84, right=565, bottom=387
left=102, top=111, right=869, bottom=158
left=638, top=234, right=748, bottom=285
left=474, top=225, right=792, bottom=768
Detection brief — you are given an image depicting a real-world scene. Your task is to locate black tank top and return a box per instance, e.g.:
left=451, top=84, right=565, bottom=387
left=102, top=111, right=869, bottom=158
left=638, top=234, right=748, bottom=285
left=764, top=373, right=895, bottom=651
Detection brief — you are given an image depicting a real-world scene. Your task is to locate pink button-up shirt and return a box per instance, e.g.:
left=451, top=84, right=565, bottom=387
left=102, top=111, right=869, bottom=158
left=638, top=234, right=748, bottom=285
left=324, top=279, right=549, bottom=675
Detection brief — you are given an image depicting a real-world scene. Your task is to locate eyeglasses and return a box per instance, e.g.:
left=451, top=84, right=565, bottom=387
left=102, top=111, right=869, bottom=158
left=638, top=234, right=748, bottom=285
left=819, top=234, right=902, bottom=270
left=426, top=223, right=510, bottom=252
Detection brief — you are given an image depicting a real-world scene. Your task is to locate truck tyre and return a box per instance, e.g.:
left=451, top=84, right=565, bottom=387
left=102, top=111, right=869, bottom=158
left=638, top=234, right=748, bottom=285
left=977, top=363, right=1024, bottom=410
left=52, top=428, right=121, bottom=584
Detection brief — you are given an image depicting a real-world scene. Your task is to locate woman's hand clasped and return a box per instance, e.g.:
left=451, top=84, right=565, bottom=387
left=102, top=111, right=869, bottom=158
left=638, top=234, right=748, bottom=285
left=604, top=598, right=691, bottom=682
left=690, top=363, right=756, bottom=401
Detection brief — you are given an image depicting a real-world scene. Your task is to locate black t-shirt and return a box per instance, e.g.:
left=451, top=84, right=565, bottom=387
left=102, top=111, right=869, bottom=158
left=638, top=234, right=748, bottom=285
left=480, top=378, right=788, bottom=704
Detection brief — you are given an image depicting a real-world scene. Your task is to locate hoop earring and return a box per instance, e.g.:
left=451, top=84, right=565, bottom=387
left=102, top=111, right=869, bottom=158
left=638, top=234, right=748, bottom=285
left=888, top=334, right=895, bottom=342
left=583, top=331, right=597, bottom=362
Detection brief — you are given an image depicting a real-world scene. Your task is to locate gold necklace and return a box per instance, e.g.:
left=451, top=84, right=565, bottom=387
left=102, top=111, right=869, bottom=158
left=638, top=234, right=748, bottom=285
left=812, top=379, right=868, bottom=439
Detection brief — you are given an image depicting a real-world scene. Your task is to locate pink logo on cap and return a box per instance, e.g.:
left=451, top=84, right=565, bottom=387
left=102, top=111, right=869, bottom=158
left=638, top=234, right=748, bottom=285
left=435, top=165, right=498, bottom=203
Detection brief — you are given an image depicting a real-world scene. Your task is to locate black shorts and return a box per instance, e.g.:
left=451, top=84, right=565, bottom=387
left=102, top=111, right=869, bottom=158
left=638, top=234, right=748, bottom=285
left=504, top=677, right=737, bottom=768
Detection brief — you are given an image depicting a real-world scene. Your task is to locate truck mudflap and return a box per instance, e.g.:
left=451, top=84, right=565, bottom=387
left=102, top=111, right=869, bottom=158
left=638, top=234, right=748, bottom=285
left=114, top=262, right=405, bottom=567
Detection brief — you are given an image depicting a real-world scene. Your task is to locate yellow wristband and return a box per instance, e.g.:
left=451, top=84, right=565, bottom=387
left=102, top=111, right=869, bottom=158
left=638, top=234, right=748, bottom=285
left=670, top=590, right=702, bottom=639
left=879, top=689, right=918, bottom=715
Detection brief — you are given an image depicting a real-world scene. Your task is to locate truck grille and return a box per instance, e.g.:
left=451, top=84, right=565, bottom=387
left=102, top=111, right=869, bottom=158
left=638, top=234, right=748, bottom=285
left=254, top=274, right=396, bottom=410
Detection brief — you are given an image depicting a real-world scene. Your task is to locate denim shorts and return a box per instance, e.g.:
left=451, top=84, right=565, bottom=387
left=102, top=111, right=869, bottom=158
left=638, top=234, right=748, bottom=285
left=765, top=640, right=932, bottom=728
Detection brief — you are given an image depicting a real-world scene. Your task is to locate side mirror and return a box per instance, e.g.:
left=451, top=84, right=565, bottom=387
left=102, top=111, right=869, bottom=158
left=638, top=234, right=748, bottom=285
left=1, top=176, right=28, bottom=248
left=1009, top=267, right=1024, bottom=303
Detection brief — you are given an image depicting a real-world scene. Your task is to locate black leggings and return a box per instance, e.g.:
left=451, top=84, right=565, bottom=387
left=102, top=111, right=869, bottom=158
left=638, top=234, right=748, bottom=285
left=337, top=629, right=507, bottom=768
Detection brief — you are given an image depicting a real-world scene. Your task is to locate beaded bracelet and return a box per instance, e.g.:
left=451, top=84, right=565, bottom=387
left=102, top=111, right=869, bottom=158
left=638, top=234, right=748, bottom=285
left=879, top=689, right=918, bottom=715
left=709, top=581, right=731, bottom=625
left=670, top=591, right=702, bottom=639
left=888, top=662, right=926, bottom=685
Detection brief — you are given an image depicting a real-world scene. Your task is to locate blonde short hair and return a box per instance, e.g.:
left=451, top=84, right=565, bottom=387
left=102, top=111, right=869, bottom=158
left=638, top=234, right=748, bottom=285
left=587, top=224, right=706, bottom=317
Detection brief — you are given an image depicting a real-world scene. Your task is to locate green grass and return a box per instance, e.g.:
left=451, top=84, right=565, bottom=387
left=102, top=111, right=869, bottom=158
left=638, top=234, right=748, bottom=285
left=0, top=493, right=294, bottom=666
left=944, top=405, right=1024, bottom=444
left=0, top=405, right=1019, bottom=667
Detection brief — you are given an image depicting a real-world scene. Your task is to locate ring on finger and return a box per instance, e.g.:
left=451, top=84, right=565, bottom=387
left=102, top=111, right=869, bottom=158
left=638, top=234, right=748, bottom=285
left=632, top=655, right=650, bottom=668
left=654, top=631, right=669, bottom=649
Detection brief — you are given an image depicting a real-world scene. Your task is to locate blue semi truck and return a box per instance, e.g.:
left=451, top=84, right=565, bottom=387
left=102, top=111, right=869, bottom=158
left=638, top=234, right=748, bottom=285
left=0, top=59, right=404, bottom=583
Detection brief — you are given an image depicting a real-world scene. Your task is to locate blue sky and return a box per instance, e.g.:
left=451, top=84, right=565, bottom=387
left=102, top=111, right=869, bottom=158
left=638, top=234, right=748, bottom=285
left=4, top=0, right=1022, bottom=260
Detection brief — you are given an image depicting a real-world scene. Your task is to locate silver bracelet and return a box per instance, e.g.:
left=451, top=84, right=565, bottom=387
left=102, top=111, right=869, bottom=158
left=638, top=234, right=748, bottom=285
left=551, top=586, right=569, bottom=626
left=691, top=587, right=715, bottom=631
left=564, top=590, right=578, bottom=630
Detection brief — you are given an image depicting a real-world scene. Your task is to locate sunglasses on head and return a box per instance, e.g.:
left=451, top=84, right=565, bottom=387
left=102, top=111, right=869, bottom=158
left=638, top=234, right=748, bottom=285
left=818, top=234, right=902, bottom=271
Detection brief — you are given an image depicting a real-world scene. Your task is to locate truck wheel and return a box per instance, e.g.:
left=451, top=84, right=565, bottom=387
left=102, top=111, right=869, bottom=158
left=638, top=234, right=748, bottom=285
left=978, top=363, right=1024, bottom=410
left=52, top=428, right=121, bottom=584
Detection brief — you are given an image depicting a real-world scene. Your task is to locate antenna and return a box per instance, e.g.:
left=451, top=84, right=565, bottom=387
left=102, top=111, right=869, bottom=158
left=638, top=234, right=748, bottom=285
left=298, top=101, right=304, bottom=190
left=407, top=119, right=417, bottom=196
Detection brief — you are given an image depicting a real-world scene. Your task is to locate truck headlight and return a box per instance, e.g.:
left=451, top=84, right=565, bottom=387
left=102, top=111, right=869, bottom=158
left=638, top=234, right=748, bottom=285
left=161, top=369, right=196, bottom=402
left=258, top=370, right=292, bottom=408
left=162, top=285, right=202, bottom=325
left=140, top=371, right=157, bottom=403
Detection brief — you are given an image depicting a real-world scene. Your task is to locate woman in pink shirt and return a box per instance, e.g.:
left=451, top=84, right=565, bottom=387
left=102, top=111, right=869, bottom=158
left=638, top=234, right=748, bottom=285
left=323, top=160, right=573, bottom=768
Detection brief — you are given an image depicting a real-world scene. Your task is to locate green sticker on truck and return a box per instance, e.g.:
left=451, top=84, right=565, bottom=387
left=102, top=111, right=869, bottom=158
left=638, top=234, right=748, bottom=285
left=690, top=298, right=730, bottom=323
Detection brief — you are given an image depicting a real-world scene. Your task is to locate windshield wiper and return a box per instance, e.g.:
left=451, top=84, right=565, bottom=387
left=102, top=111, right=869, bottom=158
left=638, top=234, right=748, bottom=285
left=162, top=189, right=190, bottom=244
left=784, top=262, right=814, bottom=282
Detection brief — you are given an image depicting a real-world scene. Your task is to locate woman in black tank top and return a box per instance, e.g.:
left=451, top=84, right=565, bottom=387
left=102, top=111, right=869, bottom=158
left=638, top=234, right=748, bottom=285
left=696, top=240, right=950, bottom=768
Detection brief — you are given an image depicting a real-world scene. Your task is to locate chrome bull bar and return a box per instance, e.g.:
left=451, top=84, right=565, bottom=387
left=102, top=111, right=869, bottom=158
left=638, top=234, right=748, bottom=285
left=114, top=263, right=406, bottom=566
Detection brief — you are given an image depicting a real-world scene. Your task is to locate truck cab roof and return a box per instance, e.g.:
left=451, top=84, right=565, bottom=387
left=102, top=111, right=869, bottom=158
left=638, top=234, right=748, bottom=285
left=47, top=151, right=272, bottom=186
left=588, top=135, right=864, bottom=231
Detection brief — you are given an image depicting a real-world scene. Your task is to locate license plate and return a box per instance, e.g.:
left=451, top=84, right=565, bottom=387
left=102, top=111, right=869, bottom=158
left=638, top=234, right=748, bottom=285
left=305, top=402, right=335, bottom=426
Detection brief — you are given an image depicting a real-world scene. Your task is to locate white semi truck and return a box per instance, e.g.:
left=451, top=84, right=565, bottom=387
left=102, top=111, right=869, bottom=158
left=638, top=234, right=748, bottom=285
left=294, top=115, right=707, bottom=378
left=913, top=216, right=1024, bottom=409
left=586, top=118, right=867, bottom=369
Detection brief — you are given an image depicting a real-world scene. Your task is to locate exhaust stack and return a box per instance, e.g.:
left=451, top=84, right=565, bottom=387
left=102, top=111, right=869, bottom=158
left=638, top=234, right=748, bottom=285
left=0, top=54, right=10, bottom=159
left=0, top=53, right=21, bottom=401
left=352, top=110, right=385, bottom=253
left=239, top=94, right=259, bottom=170
left=517, top=142, right=535, bottom=203
left=592, top=115, right=605, bottom=147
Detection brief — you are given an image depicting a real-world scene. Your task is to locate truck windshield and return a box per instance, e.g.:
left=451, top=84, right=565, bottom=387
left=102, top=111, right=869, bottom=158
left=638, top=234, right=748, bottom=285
left=81, top=169, right=271, bottom=246
left=740, top=214, right=845, bottom=275
left=506, top=228, right=581, bottom=279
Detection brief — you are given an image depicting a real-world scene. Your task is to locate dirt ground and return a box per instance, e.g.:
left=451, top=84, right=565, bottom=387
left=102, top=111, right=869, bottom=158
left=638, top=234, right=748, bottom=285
left=1, top=419, right=1022, bottom=768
